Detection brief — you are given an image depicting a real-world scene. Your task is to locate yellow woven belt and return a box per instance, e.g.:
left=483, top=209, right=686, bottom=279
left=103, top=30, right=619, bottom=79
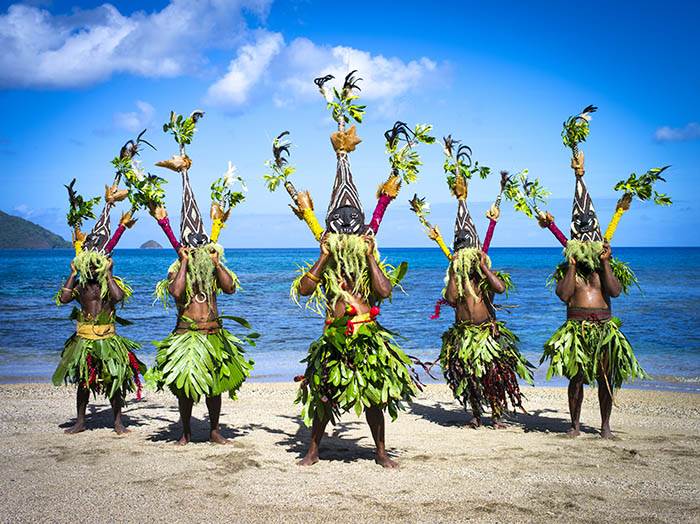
left=76, top=322, right=115, bottom=340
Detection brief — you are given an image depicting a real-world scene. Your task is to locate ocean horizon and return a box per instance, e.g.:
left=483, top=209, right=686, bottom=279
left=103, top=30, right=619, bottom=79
left=1, top=246, right=698, bottom=392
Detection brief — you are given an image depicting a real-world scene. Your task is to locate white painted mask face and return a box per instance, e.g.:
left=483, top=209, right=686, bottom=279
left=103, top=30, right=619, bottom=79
left=326, top=205, right=365, bottom=235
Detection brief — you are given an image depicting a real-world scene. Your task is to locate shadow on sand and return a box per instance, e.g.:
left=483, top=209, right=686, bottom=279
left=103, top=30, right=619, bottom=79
left=237, top=414, right=380, bottom=464
left=409, top=399, right=598, bottom=435
left=58, top=399, right=150, bottom=432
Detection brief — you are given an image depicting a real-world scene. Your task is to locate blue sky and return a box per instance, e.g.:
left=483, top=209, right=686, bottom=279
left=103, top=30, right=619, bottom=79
left=1, top=0, right=698, bottom=247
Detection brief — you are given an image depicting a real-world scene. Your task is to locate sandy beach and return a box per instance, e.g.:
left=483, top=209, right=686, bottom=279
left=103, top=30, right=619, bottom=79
left=1, top=382, right=698, bottom=523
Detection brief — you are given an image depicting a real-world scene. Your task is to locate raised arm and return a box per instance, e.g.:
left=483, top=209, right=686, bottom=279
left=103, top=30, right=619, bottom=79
left=59, top=261, right=78, bottom=304
left=364, top=235, right=392, bottom=299
left=168, top=248, right=189, bottom=300
left=479, top=252, right=505, bottom=294
left=299, top=235, right=330, bottom=296
left=104, top=258, right=125, bottom=303
left=445, top=267, right=458, bottom=305
left=211, top=249, right=236, bottom=294
left=599, top=242, right=622, bottom=298
left=556, top=258, right=577, bottom=303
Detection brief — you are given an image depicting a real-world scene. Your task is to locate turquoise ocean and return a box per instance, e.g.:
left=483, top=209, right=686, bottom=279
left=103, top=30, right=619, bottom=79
left=0, top=247, right=698, bottom=392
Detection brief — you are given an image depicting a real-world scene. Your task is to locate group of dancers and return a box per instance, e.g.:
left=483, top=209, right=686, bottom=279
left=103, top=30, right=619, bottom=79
left=53, top=72, right=670, bottom=467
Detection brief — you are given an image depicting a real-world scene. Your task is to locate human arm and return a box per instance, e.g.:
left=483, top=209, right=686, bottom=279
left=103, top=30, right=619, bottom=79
left=599, top=242, right=622, bottom=298
left=211, top=249, right=236, bottom=294
left=105, top=258, right=125, bottom=303
left=168, top=248, right=189, bottom=300
left=479, top=252, right=506, bottom=294
left=298, top=234, right=330, bottom=296
left=364, top=235, right=392, bottom=299
left=555, top=258, right=577, bottom=303
left=59, top=262, right=78, bottom=304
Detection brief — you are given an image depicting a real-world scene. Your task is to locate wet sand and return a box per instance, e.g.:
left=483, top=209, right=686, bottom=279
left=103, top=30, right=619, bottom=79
left=1, top=383, right=698, bottom=523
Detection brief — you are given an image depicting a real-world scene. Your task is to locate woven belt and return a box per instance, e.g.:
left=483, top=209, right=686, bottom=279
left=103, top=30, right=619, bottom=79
left=76, top=322, right=115, bottom=340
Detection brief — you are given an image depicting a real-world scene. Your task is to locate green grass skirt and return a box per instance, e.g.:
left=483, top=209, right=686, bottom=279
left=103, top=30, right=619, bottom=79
left=146, top=328, right=254, bottom=402
left=440, top=321, right=534, bottom=417
left=295, top=319, right=418, bottom=427
left=52, top=333, right=145, bottom=400
left=541, top=318, right=647, bottom=389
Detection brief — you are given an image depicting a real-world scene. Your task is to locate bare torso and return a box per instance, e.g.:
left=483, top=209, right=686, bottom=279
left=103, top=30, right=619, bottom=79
left=445, top=252, right=506, bottom=325
left=565, top=271, right=611, bottom=310
left=59, top=260, right=123, bottom=319
left=555, top=245, right=622, bottom=310
left=167, top=248, right=236, bottom=334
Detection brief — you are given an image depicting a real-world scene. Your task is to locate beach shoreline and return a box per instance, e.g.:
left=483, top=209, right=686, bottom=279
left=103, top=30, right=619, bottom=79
left=1, top=382, right=698, bottom=523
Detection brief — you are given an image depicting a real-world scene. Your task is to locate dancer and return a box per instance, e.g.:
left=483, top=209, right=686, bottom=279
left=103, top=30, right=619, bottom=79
left=53, top=135, right=148, bottom=434
left=266, top=72, right=432, bottom=467
left=510, top=106, right=671, bottom=437
left=410, top=140, right=533, bottom=428
left=138, top=110, right=256, bottom=445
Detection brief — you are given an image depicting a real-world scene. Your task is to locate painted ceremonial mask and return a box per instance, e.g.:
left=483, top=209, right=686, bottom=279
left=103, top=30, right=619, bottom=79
left=570, top=173, right=603, bottom=242
left=453, top=197, right=480, bottom=252
left=325, top=147, right=366, bottom=235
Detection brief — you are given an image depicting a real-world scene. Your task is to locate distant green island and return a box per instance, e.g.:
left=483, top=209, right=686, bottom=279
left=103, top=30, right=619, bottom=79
left=0, top=211, right=71, bottom=249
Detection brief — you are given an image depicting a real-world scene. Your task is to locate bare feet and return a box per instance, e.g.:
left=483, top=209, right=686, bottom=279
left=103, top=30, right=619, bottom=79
left=176, top=434, right=190, bottom=446
left=114, top=423, right=130, bottom=435
left=566, top=427, right=581, bottom=438
left=375, top=453, right=399, bottom=469
left=298, top=452, right=320, bottom=466
left=600, top=426, right=614, bottom=439
left=210, top=429, right=230, bottom=445
left=64, top=421, right=86, bottom=434
left=466, top=417, right=481, bottom=429
left=492, top=419, right=507, bottom=430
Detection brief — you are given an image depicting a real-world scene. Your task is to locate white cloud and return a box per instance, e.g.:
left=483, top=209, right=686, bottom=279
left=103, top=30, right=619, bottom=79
left=654, top=122, right=700, bottom=142
left=113, top=100, right=155, bottom=133
left=207, top=35, right=439, bottom=111
left=0, top=0, right=272, bottom=88
left=206, top=32, right=284, bottom=107
left=280, top=38, right=437, bottom=101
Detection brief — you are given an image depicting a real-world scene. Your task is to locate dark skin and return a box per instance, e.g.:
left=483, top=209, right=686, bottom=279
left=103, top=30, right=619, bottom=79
left=58, top=257, right=129, bottom=435
left=555, top=242, right=621, bottom=439
left=168, top=247, right=236, bottom=445
left=445, top=251, right=508, bottom=429
left=297, top=232, right=397, bottom=468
